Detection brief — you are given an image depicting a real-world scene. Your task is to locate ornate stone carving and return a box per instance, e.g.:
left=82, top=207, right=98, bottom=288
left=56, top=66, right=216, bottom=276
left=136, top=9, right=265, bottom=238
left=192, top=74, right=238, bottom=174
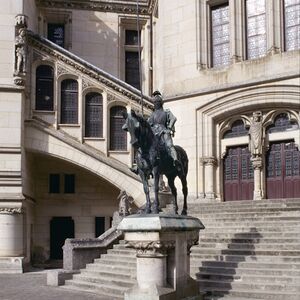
left=82, top=78, right=94, bottom=90
left=251, top=156, right=263, bottom=169
left=0, top=207, right=22, bottom=214
left=107, top=93, right=117, bottom=103
left=35, top=0, right=154, bottom=15
left=200, top=157, right=218, bottom=166
left=249, top=111, right=263, bottom=158
left=57, top=64, right=69, bottom=77
left=117, top=190, right=134, bottom=216
left=15, top=14, right=28, bottom=28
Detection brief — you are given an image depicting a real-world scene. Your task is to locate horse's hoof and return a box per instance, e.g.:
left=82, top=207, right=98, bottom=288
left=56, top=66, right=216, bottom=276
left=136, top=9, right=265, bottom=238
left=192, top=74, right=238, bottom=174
left=181, top=210, right=187, bottom=216
left=152, top=208, right=159, bottom=214
left=145, top=207, right=151, bottom=214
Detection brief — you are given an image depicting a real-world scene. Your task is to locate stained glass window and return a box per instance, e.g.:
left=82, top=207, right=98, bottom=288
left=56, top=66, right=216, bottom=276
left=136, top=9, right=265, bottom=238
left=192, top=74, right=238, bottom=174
left=61, top=79, right=78, bottom=124
left=110, top=106, right=127, bottom=151
left=284, top=0, right=300, bottom=51
left=266, top=113, right=299, bottom=133
left=36, top=65, right=54, bottom=111
left=246, top=0, right=267, bottom=59
left=211, top=4, right=230, bottom=67
left=85, top=92, right=103, bottom=138
left=223, top=120, right=249, bottom=138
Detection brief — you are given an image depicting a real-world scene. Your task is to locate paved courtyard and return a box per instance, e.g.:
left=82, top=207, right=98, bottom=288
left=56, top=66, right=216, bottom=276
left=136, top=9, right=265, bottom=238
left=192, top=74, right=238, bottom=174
left=0, top=271, right=107, bottom=300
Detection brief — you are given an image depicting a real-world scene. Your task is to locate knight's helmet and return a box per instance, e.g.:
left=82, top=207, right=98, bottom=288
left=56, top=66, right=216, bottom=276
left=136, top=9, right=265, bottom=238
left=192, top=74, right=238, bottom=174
left=152, top=90, right=163, bottom=108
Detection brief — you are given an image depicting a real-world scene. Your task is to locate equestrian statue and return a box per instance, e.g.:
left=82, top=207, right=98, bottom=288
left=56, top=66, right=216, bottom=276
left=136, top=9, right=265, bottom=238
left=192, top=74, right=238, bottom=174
left=122, top=91, right=189, bottom=215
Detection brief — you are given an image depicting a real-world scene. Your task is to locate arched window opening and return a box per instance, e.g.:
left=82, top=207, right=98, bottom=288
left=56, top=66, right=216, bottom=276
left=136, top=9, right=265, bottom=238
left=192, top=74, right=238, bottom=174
left=223, top=120, right=249, bottom=139
left=61, top=79, right=78, bottom=124
left=266, top=113, right=299, bottom=134
left=110, top=106, right=127, bottom=151
left=85, top=92, right=103, bottom=137
left=36, top=65, right=54, bottom=111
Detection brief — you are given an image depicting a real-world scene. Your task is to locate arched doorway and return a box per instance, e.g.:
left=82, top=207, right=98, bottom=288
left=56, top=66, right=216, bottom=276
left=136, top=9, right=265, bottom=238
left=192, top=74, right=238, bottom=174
left=266, top=141, right=300, bottom=199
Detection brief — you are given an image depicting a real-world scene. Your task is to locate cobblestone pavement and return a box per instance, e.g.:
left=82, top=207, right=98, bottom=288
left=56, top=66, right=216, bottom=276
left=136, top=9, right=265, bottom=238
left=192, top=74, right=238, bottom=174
left=0, top=271, right=108, bottom=300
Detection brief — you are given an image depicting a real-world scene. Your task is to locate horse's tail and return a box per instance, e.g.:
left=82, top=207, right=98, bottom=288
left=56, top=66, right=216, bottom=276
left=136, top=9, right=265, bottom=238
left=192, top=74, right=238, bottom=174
left=175, top=145, right=188, bottom=176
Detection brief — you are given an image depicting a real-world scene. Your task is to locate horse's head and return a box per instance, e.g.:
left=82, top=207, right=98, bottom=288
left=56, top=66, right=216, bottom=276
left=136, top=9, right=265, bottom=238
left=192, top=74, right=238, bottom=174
left=122, top=110, right=140, bottom=147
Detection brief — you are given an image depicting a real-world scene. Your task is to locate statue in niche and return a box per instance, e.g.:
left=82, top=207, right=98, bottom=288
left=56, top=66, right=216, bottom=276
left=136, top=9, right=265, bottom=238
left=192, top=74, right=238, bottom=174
left=249, top=111, right=263, bottom=157
left=118, top=190, right=134, bottom=216
left=15, top=28, right=27, bottom=75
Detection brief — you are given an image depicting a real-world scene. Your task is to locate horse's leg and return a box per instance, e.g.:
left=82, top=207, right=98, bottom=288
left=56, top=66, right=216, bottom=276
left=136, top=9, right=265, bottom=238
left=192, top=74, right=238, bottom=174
left=140, top=171, right=151, bottom=214
left=180, top=175, right=188, bottom=215
left=167, top=176, right=178, bottom=214
left=152, top=167, right=160, bottom=214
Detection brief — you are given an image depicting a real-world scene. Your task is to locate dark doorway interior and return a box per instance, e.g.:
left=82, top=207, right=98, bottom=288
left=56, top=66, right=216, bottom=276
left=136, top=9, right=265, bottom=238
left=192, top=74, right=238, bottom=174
left=224, top=145, right=254, bottom=201
left=50, top=217, right=74, bottom=259
left=95, top=217, right=105, bottom=237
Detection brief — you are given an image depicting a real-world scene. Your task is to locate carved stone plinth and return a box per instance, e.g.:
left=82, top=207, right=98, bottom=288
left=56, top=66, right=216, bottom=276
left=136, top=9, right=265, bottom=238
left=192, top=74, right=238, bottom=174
left=118, top=214, right=205, bottom=300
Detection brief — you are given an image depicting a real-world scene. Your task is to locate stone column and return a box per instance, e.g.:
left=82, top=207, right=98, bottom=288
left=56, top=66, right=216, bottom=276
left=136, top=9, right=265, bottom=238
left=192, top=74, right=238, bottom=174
left=203, top=157, right=217, bottom=200
left=198, top=159, right=205, bottom=200
left=118, top=214, right=205, bottom=300
left=0, top=204, right=24, bottom=273
left=252, top=157, right=263, bottom=200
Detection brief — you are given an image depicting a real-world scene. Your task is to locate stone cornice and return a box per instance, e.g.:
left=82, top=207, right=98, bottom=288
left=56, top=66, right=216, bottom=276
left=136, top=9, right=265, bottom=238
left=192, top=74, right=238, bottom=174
left=0, top=207, right=23, bottom=214
left=27, top=31, right=153, bottom=110
left=36, top=0, right=157, bottom=15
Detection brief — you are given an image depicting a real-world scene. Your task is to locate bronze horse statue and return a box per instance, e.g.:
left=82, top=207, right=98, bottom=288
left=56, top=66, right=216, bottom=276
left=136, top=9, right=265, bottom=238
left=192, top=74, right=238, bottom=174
left=122, top=110, right=189, bottom=215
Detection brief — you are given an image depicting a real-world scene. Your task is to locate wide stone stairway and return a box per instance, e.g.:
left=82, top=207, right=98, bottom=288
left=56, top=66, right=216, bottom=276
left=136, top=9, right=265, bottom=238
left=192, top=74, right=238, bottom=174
left=62, top=198, right=300, bottom=299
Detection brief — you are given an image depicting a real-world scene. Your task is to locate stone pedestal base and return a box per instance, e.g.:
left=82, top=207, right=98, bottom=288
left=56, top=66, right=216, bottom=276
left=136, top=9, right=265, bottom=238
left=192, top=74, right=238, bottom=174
left=0, top=257, right=24, bottom=273
left=118, top=214, right=205, bottom=300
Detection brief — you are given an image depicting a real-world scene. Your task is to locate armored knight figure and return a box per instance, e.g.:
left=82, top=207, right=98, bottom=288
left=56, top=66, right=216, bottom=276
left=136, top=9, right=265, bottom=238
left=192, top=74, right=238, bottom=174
left=148, top=91, right=180, bottom=168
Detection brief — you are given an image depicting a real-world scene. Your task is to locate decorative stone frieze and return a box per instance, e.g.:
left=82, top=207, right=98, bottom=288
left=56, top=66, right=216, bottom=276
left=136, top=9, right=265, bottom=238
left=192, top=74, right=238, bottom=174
left=0, top=207, right=22, bottom=214
left=57, top=64, right=69, bottom=77
left=35, top=0, right=156, bottom=15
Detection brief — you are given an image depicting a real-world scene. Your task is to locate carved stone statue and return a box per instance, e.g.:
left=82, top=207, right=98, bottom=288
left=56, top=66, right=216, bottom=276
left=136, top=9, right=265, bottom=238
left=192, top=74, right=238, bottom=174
left=117, top=190, right=133, bottom=216
left=15, top=28, right=27, bottom=75
left=249, top=111, right=263, bottom=157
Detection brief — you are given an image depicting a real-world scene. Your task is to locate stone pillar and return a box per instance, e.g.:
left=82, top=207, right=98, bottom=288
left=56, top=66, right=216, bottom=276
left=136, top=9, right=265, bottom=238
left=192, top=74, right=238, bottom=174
left=118, top=214, right=205, bottom=300
left=252, top=157, right=263, bottom=200
left=203, top=157, right=217, bottom=200
left=198, top=159, right=205, bottom=199
left=0, top=203, right=24, bottom=273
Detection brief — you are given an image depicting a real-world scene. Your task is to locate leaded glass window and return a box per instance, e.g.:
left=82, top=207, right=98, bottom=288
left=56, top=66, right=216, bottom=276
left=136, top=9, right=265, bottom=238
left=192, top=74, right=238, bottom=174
left=266, top=113, right=299, bottom=133
left=36, top=65, right=54, bottom=111
left=61, top=79, right=78, bottom=124
left=48, top=23, right=65, bottom=47
left=223, top=120, right=249, bottom=138
left=125, top=51, right=140, bottom=89
left=284, top=0, right=300, bottom=51
left=211, top=4, right=230, bottom=67
left=110, top=106, right=127, bottom=151
left=85, top=92, right=103, bottom=138
left=246, top=0, right=267, bottom=59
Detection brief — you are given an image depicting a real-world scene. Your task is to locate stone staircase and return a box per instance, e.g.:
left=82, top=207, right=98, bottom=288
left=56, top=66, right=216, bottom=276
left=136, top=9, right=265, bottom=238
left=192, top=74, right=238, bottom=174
left=62, top=198, right=300, bottom=299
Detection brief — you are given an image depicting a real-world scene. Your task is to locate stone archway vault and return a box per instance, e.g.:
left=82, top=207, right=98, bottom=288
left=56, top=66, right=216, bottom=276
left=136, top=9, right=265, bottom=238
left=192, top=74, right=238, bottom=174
left=24, top=121, right=145, bottom=207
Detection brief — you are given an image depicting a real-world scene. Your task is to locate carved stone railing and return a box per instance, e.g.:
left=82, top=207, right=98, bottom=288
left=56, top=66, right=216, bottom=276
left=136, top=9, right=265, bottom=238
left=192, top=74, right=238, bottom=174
left=63, top=225, right=123, bottom=271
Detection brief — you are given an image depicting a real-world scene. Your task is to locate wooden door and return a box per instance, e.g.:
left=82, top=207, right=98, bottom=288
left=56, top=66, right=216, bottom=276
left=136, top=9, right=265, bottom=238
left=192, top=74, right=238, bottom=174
left=224, top=146, right=254, bottom=201
left=266, top=141, right=300, bottom=199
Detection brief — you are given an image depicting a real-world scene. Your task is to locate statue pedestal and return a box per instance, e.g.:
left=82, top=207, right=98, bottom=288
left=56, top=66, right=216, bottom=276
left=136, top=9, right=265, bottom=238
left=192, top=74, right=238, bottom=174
left=118, top=214, right=205, bottom=300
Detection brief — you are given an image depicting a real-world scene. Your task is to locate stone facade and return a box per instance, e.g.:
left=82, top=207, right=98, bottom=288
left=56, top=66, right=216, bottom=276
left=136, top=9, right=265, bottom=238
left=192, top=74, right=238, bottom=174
left=0, top=0, right=299, bottom=272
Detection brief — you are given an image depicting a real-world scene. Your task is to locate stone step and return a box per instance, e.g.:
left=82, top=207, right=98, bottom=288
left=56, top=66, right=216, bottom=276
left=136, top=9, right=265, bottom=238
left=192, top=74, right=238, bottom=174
left=191, top=264, right=300, bottom=277
left=73, top=273, right=135, bottom=287
left=197, top=242, right=300, bottom=251
left=202, top=288, right=300, bottom=300
left=200, top=222, right=300, bottom=230
left=197, top=216, right=300, bottom=223
left=199, top=232, right=300, bottom=239
left=198, top=278, right=300, bottom=293
left=190, top=254, right=300, bottom=263
left=197, top=210, right=300, bottom=217
left=107, top=248, right=136, bottom=256
left=84, top=264, right=136, bottom=275
left=193, top=260, right=300, bottom=270
left=196, top=272, right=300, bottom=284
left=99, top=253, right=137, bottom=262
left=199, top=236, right=300, bottom=243
left=64, top=278, right=128, bottom=297
left=80, top=268, right=136, bottom=280
left=60, top=284, right=120, bottom=300
left=92, top=257, right=136, bottom=267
